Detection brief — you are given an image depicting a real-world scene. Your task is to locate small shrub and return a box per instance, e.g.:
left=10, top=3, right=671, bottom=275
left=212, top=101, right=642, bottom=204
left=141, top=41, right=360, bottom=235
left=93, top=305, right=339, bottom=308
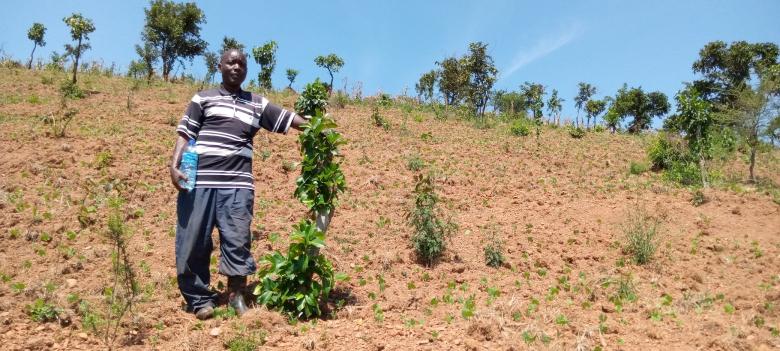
left=484, top=233, right=505, bottom=268
left=622, top=206, right=660, bottom=265
left=330, top=90, right=349, bottom=109
left=567, top=125, right=585, bottom=139
left=254, top=220, right=335, bottom=319
left=59, top=80, right=85, bottom=99
left=371, top=106, right=389, bottom=130
left=509, top=119, right=531, bottom=136
left=406, top=155, right=425, bottom=171
left=690, top=189, right=707, bottom=206
left=41, top=98, right=78, bottom=138
left=27, top=298, right=60, bottom=323
left=629, top=161, right=649, bottom=175
left=225, top=331, right=266, bottom=351
left=647, top=133, right=688, bottom=171
left=663, top=161, right=702, bottom=186
left=95, top=151, right=114, bottom=170
left=407, top=173, right=456, bottom=265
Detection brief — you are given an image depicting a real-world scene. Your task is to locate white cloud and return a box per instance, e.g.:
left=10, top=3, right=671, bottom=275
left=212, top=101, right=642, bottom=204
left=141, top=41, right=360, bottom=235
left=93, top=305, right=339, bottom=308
left=501, top=23, right=584, bottom=80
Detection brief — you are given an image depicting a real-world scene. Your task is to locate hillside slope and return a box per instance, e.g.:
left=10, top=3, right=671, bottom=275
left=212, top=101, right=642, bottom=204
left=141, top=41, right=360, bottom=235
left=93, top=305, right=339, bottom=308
left=1, top=69, right=779, bottom=350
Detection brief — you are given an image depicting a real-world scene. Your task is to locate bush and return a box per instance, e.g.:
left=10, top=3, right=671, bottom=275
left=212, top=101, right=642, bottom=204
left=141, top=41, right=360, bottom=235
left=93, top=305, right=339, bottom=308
left=254, top=220, right=335, bottom=319
left=294, top=79, right=329, bottom=116
left=59, top=80, right=85, bottom=99
left=27, top=298, right=60, bottom=323
left=509, top=119, right=531, bottom=136
left=371, top=106, right=389, bottom=130
left=567, top=125, right=586, bottom=139
left=294, top=112, right=346, bottom=217
left=484, top=234, right=505, bottom=268
left=330, top=90, right=350, bottom=109
left=406, top=155, right=426, bottom=171
left=690, top=189, right=707, bottom=206
left=622, top=207, right=660, bottom=265
left=407, top=173, right=456, bottom=265
left=663, top=161, right=702, bottom=186
left=629, top=161, right=649, bottom=175
left=647, top=133, right=688, bottom=170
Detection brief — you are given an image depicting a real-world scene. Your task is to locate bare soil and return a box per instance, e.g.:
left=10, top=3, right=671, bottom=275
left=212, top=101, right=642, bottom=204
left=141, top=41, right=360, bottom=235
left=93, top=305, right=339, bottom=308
left=1, top=69, right=779, bottom=350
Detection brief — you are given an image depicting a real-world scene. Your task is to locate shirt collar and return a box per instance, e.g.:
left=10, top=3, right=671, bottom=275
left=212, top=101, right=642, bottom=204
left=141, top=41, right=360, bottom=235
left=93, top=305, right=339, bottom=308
left=218, top=84, right=245, bottom=97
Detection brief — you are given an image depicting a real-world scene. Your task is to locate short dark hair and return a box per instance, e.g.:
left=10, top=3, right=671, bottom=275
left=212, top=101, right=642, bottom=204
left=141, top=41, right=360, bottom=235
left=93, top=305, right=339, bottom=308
left=220, top=48, right=247, bottom=64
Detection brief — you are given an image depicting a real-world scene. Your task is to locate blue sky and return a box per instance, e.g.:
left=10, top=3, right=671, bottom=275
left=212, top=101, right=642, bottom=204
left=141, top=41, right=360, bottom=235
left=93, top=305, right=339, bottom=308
left=2, top=0, right=778, bottom=123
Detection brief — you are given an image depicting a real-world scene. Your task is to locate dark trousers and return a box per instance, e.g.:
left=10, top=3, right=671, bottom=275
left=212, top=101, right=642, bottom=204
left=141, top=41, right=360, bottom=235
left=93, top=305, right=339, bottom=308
left=175, top=188, right=257, bottom=310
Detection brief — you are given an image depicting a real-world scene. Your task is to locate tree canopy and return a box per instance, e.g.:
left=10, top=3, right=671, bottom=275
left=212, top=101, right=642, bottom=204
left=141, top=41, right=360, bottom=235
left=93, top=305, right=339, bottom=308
left=314, top=54, right=344, bottom=95
left=252, top=40, right=278, bottom=90
left=63, top=13, right=95, bottom=83
left=26, top=23, right=46, bottom=69
left=140, top=0, right=207, bottom=81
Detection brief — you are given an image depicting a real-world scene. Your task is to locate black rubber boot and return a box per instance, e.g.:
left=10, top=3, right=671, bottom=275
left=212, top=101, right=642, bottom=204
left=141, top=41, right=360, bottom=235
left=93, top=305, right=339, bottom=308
left=195, top=303, right=214, bottom=320
left=227, top=276, right=249, bottom=316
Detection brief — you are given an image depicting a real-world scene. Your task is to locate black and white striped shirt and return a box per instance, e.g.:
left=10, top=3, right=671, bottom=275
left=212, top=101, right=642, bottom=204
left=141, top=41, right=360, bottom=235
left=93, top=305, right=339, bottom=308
left=176, top=86, right=298, bottom=190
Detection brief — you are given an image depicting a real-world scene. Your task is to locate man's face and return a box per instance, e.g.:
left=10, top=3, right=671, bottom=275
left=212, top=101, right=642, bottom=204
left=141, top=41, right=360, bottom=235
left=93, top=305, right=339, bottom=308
left=218, top=49, right=247, bottom=88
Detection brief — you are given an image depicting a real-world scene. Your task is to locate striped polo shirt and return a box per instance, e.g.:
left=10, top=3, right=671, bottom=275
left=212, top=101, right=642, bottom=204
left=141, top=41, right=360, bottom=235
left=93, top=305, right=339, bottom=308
left=176, top=86, right=299, bottom=190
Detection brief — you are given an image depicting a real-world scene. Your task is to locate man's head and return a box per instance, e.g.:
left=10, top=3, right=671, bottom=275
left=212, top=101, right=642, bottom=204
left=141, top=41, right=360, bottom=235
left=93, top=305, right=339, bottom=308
left=218, top=49, right=248, bottom=91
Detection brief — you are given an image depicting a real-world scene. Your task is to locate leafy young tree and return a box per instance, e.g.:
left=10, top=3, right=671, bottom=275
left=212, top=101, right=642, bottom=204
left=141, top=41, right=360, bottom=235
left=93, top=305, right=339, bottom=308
left=63, top=13, right=95, bottom=83
left=493, top=90, right=526, bottom=117
left=463, top=42, right=498, bottom=118
left=202, top=50, right=218, bottom=88
left=585, top=99, right=607, bottom=128
left=574, top=82, right=597, bottom=128
left=520, top=82, right=545, bottom=122
left=415, top=70, right=437, bottom=103
left=140, top=0, right=207, bottom=81
left=611, top=84, right=670, bottom=133
left=721, top=70, right=779, bottom=182
left=221, top=36, right=245, bottom=54
left=674, top=86, right=716, bottom=187
left=767, top=115, right=780, bottom=146
left=26, top=23, right=46, bottom=69
left=252, top=40, right=278, bottom=90
left=692, top=41, right=779, bottom=107
left=285, top=68, right=299, bottom=89
left=134, top=43, right=158, bottom=81
left=436, top=56, right=468, bottom=106
left=603, top=107, right=622, bottom=133
left=546, top=89, right=563, bottom=125
left=314, top=53, right=344, bottom=96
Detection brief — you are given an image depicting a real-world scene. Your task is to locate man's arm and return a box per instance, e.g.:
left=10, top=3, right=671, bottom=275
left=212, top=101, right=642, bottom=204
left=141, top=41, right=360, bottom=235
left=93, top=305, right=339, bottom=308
left=169, top=134, right=189, bottom=191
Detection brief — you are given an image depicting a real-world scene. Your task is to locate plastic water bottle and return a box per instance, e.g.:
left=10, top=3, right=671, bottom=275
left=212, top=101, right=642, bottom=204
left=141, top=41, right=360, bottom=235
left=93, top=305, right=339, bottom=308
left=179, top=139, right=198, bottom=191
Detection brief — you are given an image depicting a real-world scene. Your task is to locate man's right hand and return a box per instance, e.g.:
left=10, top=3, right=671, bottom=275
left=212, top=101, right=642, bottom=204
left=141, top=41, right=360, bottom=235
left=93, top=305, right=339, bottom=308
left=170, top=166, right=187, bottom=191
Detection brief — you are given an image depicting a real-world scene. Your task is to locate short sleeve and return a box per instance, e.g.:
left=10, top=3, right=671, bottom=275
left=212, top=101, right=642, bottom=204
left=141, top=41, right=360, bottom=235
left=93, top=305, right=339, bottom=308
left=176, top=94, right=204, bottom=140
left=259, top=101, right=296, bottom=134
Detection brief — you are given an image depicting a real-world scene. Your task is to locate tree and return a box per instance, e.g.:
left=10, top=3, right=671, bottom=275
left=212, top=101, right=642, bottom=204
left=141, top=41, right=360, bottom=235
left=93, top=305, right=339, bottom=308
left=519, top=82, right=545, bottom=122
left=574, top=82, right=596, bottom=127
left=134, top=43, right=158, bottom=81
left=721, top=69, right=779, bottom=182
left=692, top=41, right=778, bottom=107
left=493, top=90, right=526, bottom=117
left=140, top=0, right=207, bottom=81
left=252, top=40, right=278, bottom=90
left=611, top=84, right=670, bottom=133
left=462, top=42, right=498, bottom=118
left=767, top=115, right=780, bottom=146
left=221, top=36, right=245, bottom=54
left=520, top=82, right=545, bottom=141
left=202, top=51, right=218, bottom=88
left=26, top=23, right=46, bottom=69
left=674, top=86, right=717, bottom=187
left=546, top=89, right=563, bottom=125
left=603, top=107, right=621, bottom=133
left=585, top=99, right=607, bottom=128
left=286, top=68, right=299, bottom=90
left=436, top=56, right=468, bottom=106
left=415, top=70, right=437, bottom=103
left=314, top=54, right=344, bottom=96
left=63, top=13, right=95, bottom=83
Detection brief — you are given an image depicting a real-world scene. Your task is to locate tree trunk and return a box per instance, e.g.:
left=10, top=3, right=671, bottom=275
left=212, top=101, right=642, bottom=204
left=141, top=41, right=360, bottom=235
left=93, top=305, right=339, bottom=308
left=28, top=43, right=37, bottom=69
left=328, top=70, right=334, bottom=97
left=72, top=37, right=82, bottom=84
left=749, top=143, right=756, bottom=183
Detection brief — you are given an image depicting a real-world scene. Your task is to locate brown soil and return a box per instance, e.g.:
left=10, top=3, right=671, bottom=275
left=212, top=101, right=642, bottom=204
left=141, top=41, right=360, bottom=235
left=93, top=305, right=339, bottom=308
left=1, top=69, right=779, bottom=350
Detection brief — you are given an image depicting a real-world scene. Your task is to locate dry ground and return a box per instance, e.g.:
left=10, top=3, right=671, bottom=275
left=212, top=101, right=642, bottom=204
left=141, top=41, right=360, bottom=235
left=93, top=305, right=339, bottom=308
left=1, top=68, right=779, bottom=350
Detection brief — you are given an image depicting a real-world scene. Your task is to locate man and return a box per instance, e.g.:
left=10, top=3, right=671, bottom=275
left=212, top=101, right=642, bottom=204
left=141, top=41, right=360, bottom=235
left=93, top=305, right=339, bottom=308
left=169, top=48, right=310, bottom=320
